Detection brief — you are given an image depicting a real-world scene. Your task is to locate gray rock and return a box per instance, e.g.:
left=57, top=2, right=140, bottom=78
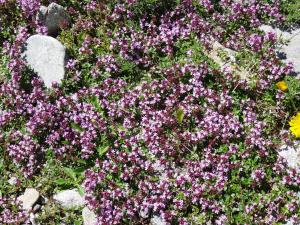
left=82, top=207, right=97, bottom=225
left=259, top=25, right=291, bottom=39
left=206, top=40, right=251, bottom=80
left=36, top=6, right=48, bottom=22
left=53, top=189, right=84, bottom=209
left=22, top=34, right=67, bottom=88
left=282, top=31, right=300, bottom=76
left=42, top=197, right=49, bottom=204
left=32, top=204, right=41, bottom=213
left=37, top=3, right=71, bottom=36
left=17, top=188, right=40, bottom=210
left=285, top=219, right=300, bottom=225
left=151, top=215, right=167, bottom=225
left=259, top=25, right=300, bottom=77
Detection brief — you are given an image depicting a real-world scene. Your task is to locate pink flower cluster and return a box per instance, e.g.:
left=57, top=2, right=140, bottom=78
left=18, top=0, right=40, bottom=17
left=0, top=197, right=29, bottom=224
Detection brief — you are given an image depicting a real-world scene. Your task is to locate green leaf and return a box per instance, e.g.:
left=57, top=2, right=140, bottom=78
left=63, top=167, right=77, bottom=181
left=150, top=176, right=159, bottom=182
left=77, top=159, right=87, bottom=165
left=76, top=184, right=85, bottom=196
left=175, top=108, right=185, bottom=123
left=176, top=191, right=185, bottom=200
left=73, top=167, right=85, bottom=175
left=89, top=95, right=101, bottom=111
left=71, top=123, right=84, bottom=132
left=121, top=60, right=136, bottom=73
left=55, top=178, right=68, bottom=185
left=74, top=220, right=81, bottom=225
left=62, top=140, right=71, bottom=145
left=97, top=145, right=109, bottom=157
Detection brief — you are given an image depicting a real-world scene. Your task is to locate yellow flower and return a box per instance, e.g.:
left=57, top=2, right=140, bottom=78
left=276, top=81, right=288, bottom=91
left=289, top=112, right=300, bottom=138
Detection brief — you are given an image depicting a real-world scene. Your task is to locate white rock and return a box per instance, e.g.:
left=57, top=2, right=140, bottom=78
left=234, top=0, right=255, bottom=4
left=18, top=188, right=40, bottom=210
left=8, top=177, right=18, bottom=185
left=37, top=3, right=71, bottom=36
left=285, top=219, right=300, bottom=225
left=279, top=143, right=300, bottom=168
left=151, top=215, right=167, bottom=225
left=53, top=189, right=84, bottom=209
left=259, top=25, right=300, bottom=77
left=82, top=207, right=97, bottom=225
left=139, top=209, right=149, bottom=219
left=30, top=213, right=39, bottom=225
left=282, top=31, right=300, bottom=76
left=259, top=25, right=292, bottom=39
left=22, top=34, right=66, bottom=88
left=206, top=40, right=251, bottom=80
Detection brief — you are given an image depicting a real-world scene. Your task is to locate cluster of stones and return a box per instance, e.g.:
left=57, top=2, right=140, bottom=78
left=17, top=187, right=97, bottom=225
left=258, top=25, right=300, bottom=176
left=258, top=25, right=300, bottom=225
left=22, top=3, right=70, bottom=88
left=21, top=5, right=94, bottom=223
left=22, top=2, right=300, bottom=88
left=16, top=186, right=165, bottom=225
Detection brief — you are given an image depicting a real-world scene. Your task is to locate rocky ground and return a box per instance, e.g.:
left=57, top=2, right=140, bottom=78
left=260, top=25, right=300, bottom=78
left=1, top=1, right=300, bottom=224
left=18, top=4, right=300, bottom=224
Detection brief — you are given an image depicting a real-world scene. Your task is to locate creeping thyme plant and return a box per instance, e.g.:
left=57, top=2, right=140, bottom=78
left=1, top=0, right=300, bottom=224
